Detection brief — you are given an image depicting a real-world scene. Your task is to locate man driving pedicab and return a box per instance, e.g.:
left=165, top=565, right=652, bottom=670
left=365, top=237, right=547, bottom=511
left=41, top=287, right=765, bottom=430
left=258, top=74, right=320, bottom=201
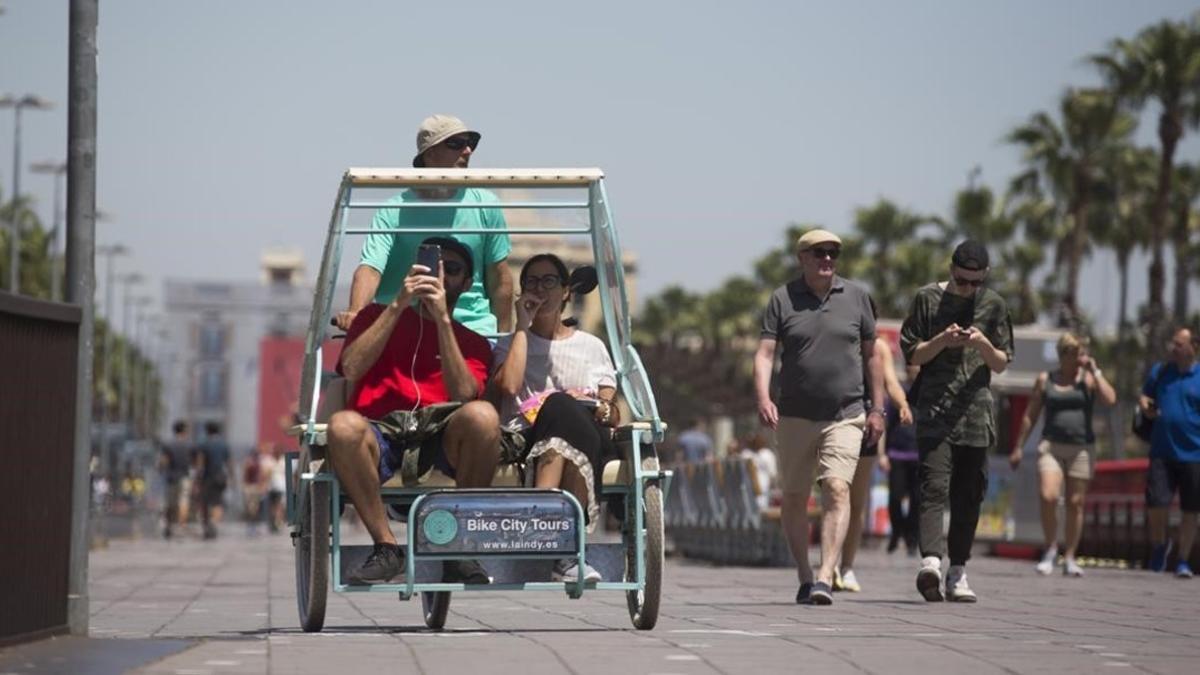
left=334, top=114, right=514, bottom=334
left=326, top=237, right=508, bottom=585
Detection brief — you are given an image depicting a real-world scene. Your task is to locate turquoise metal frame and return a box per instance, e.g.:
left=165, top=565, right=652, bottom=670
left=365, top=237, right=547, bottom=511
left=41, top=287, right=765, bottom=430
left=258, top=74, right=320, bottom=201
left=289, top=168, right=668, bottom=605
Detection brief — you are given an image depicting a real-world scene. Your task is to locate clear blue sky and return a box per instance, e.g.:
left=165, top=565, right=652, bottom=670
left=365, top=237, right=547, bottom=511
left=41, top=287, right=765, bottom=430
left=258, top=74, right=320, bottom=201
left=2, top=0, right=1197, bottom=331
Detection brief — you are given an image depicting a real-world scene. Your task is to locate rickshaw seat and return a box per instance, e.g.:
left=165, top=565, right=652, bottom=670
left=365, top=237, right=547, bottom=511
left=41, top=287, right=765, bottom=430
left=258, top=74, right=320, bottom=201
left=380, top=464, right=522, bottom=489
left=602, top=422, right=664, bottom=487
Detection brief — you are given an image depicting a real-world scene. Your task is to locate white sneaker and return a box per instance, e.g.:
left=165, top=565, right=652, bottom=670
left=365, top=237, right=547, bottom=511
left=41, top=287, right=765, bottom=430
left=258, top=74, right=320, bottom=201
left=945, top=565, right=978, bottom=602
left=551, top=558, right=602, bottom=583
left=1062, top=557, right=1084, bottom=577
left=839, top=569, right=862, bottom=592
left=916, top=556, right=944, bottom=602
left=1035, top=547, right=1057, bottom=575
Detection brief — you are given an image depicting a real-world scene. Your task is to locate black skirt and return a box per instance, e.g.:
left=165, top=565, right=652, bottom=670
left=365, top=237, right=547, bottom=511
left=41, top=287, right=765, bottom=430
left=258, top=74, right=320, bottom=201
left=523, top=392, right=619, bottom=528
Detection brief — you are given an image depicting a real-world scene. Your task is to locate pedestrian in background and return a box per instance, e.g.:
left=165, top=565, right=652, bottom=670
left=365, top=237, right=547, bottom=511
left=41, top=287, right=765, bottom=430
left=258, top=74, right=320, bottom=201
left=1011, top=333, right=1116, bottom=577
left=1140, top=326, right=1200, bottom=578
left=157, top=420, right=193, bottom=539
left=881, top=365, right=919, bottom=556
left=901, top=240, right=1013, bottom=602
left=196, top=421, right=232, bottom=540
left=677, top=419, right=715, bottom=463
left=754, top=228, right=884, bottom=606
left=836, top=300, right=911, bottom=593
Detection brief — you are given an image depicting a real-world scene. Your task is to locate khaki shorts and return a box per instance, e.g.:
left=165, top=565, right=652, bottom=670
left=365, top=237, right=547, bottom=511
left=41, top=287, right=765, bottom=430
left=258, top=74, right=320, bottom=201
left=166, top=477, right=190, bottom=511
left=775, top=414, right=865, bottom=492
left=1036, top=440, right=1093, bottom=481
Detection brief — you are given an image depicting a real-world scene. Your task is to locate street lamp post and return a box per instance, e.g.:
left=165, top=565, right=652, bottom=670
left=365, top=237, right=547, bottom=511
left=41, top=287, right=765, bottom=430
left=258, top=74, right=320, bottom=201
left=30, top=160, right=68, bottom=301
left=0, top=94, right=54, bottom=293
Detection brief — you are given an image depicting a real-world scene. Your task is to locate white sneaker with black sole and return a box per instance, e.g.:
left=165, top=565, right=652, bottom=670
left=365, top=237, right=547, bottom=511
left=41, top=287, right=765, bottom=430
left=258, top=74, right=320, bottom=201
left=916, top=556, right=944, bottom=602
left=945, top=565, right=978, bottom=602
left=552, top=558, right=602, bottom=583
left=1035, top=547, right=1057, bottom=575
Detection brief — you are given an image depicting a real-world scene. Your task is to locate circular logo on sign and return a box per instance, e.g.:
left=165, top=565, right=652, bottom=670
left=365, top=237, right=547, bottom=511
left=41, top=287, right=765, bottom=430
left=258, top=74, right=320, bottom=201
left=423, top=509, right=458, bottom=545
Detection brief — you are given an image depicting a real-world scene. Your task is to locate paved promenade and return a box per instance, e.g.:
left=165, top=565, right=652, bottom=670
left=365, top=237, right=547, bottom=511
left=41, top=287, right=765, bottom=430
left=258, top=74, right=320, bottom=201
left=2, top=525, right=1196, bottom=675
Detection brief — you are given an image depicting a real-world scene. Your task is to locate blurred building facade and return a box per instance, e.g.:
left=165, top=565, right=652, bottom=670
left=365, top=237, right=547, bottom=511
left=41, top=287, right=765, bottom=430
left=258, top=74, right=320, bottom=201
left=160, top=249, right=310, bottom=450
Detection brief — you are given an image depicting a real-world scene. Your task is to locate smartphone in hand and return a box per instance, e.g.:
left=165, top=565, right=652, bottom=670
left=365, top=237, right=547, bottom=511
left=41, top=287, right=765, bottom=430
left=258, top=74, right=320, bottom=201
left=416, top=244, right=441, bottom=276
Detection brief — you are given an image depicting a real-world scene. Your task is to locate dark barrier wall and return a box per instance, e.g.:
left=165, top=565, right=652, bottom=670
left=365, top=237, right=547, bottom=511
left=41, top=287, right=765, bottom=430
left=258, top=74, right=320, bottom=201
left=0, top=292, right=81, bottom=644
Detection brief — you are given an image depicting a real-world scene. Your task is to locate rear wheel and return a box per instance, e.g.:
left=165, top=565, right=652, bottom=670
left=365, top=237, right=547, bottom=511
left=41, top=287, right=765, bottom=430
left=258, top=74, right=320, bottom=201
left=626, top=471, right=664, bottom=630
left=294, top=472, right=330, bottom=632
left=421, top=591, right=452, bottom=630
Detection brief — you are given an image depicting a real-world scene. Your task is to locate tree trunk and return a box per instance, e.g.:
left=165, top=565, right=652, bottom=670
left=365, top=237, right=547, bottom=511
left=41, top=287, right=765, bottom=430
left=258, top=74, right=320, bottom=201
left=1066, top=178, right=1088, bottom=330
left=1173, top=198, right=1191, bottom=322
left=1149, top=110, right=1181, bottom=356
left=1117, top=251, right=1130, bottom=341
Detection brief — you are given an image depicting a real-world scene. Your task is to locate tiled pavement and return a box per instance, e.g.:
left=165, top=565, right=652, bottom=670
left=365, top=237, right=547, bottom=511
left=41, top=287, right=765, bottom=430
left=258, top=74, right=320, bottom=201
left=2, top=525, right=1197, bottom=674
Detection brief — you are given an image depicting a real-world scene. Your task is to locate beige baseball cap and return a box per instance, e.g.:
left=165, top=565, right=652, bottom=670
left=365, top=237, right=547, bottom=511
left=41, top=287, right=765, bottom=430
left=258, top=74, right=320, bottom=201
left=413, top=114, right=481, bottom=167
left=795, top=228, right=843, bottom=253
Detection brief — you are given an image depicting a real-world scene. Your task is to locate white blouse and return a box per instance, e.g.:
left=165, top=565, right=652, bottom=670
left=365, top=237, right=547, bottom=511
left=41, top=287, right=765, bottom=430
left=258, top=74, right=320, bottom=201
left=491, top=329, right=617, bottom=424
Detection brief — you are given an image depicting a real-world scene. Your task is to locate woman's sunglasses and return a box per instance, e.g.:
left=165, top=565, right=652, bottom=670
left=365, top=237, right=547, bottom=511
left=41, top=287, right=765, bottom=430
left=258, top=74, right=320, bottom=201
left=442, top=260, right=466, bottom=277
left=521, top=275, right=564, bottom=291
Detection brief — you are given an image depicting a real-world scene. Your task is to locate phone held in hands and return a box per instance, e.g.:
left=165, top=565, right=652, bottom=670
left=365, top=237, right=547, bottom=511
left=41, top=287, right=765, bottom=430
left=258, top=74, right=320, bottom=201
left=416, top=244, right=441, bottom=276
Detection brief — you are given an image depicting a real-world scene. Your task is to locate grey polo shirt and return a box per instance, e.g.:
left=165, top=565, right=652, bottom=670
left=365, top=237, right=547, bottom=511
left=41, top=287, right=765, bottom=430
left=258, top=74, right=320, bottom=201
left=760, top=275, right=876, bottom=421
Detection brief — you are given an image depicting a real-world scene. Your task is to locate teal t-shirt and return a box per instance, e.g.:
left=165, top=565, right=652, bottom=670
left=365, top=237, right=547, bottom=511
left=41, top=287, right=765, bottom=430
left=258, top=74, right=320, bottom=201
left=359, top=188, right=511, bottom=334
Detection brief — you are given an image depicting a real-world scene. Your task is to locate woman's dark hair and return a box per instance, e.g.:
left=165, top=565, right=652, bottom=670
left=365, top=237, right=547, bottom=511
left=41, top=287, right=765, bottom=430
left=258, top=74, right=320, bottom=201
left=521, top=253, right=569, bottom=287
left=521, top=253, right=599, bottom=326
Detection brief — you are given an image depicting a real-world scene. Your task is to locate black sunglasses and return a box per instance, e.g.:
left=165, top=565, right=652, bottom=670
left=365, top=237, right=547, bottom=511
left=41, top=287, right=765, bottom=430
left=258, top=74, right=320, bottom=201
left=808, top=246, right=840, bottom=260
left=521, top=274, right=564, bottom=291
left=442, top=260, right=466, bottom=277
left=952, top=274, right=985, bottom=288
left=441, top=135, right=477, bottom=151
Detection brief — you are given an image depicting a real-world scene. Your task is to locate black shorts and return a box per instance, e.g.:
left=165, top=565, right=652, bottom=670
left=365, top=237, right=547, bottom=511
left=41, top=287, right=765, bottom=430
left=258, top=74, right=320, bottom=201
left=202, top=480, right=227, bottom=505
left=1145, top=457, right=1200, bottom=512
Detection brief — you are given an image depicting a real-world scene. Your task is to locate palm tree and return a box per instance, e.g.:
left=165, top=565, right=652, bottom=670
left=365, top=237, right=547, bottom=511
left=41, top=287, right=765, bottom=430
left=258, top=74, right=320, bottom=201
left=1092, top=14, right=1200, bottom=345
left=847, top=200, right=940, bottom=316
left=0, top=191, right=52, bottom=299
left=1003, top=196, right=1057, bottom=325
left=1007, top=88, right=1136, bottom=324
left=703, top=276, right=761, bottom=354
left=1095, top=145, right=1156, bottom=339
left=1171, top=162, right=1200, bottom=320
left=651, top=285, right=703, bottom=349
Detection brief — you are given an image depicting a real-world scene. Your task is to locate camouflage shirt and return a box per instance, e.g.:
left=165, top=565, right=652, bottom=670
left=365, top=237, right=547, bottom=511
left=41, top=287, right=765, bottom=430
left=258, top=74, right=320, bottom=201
left=899, top=283, right=1014, bottom=448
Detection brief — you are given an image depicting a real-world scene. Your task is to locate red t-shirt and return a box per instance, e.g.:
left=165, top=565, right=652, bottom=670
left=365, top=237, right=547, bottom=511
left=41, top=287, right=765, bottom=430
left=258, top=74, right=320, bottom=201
left=342, top=304, right=492, bottom=420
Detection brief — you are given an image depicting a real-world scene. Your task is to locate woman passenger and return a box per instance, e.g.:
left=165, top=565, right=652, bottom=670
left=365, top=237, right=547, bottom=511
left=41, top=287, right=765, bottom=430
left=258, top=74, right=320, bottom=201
left=490, top=254, right=620, bottom=584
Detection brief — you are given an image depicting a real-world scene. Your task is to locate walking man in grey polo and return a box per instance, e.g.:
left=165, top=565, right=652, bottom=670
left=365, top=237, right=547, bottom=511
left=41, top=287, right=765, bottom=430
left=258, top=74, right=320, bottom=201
left=754, top=229, right=885, bottom=606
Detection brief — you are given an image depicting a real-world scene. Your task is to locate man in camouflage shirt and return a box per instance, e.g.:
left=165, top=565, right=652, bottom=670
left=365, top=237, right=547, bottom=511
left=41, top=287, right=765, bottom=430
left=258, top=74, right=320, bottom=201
left=900, top=240, right=1013, bottom=602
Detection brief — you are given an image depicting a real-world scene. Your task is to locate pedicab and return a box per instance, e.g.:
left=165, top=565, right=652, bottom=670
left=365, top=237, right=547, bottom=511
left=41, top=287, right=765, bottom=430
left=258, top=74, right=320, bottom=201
left=286, top=168, right=669, bottom=631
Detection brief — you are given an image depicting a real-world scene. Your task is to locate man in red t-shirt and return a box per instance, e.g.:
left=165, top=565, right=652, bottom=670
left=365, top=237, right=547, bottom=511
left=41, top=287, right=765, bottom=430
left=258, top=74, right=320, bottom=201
left=327, top=237, right=499, bottom=585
